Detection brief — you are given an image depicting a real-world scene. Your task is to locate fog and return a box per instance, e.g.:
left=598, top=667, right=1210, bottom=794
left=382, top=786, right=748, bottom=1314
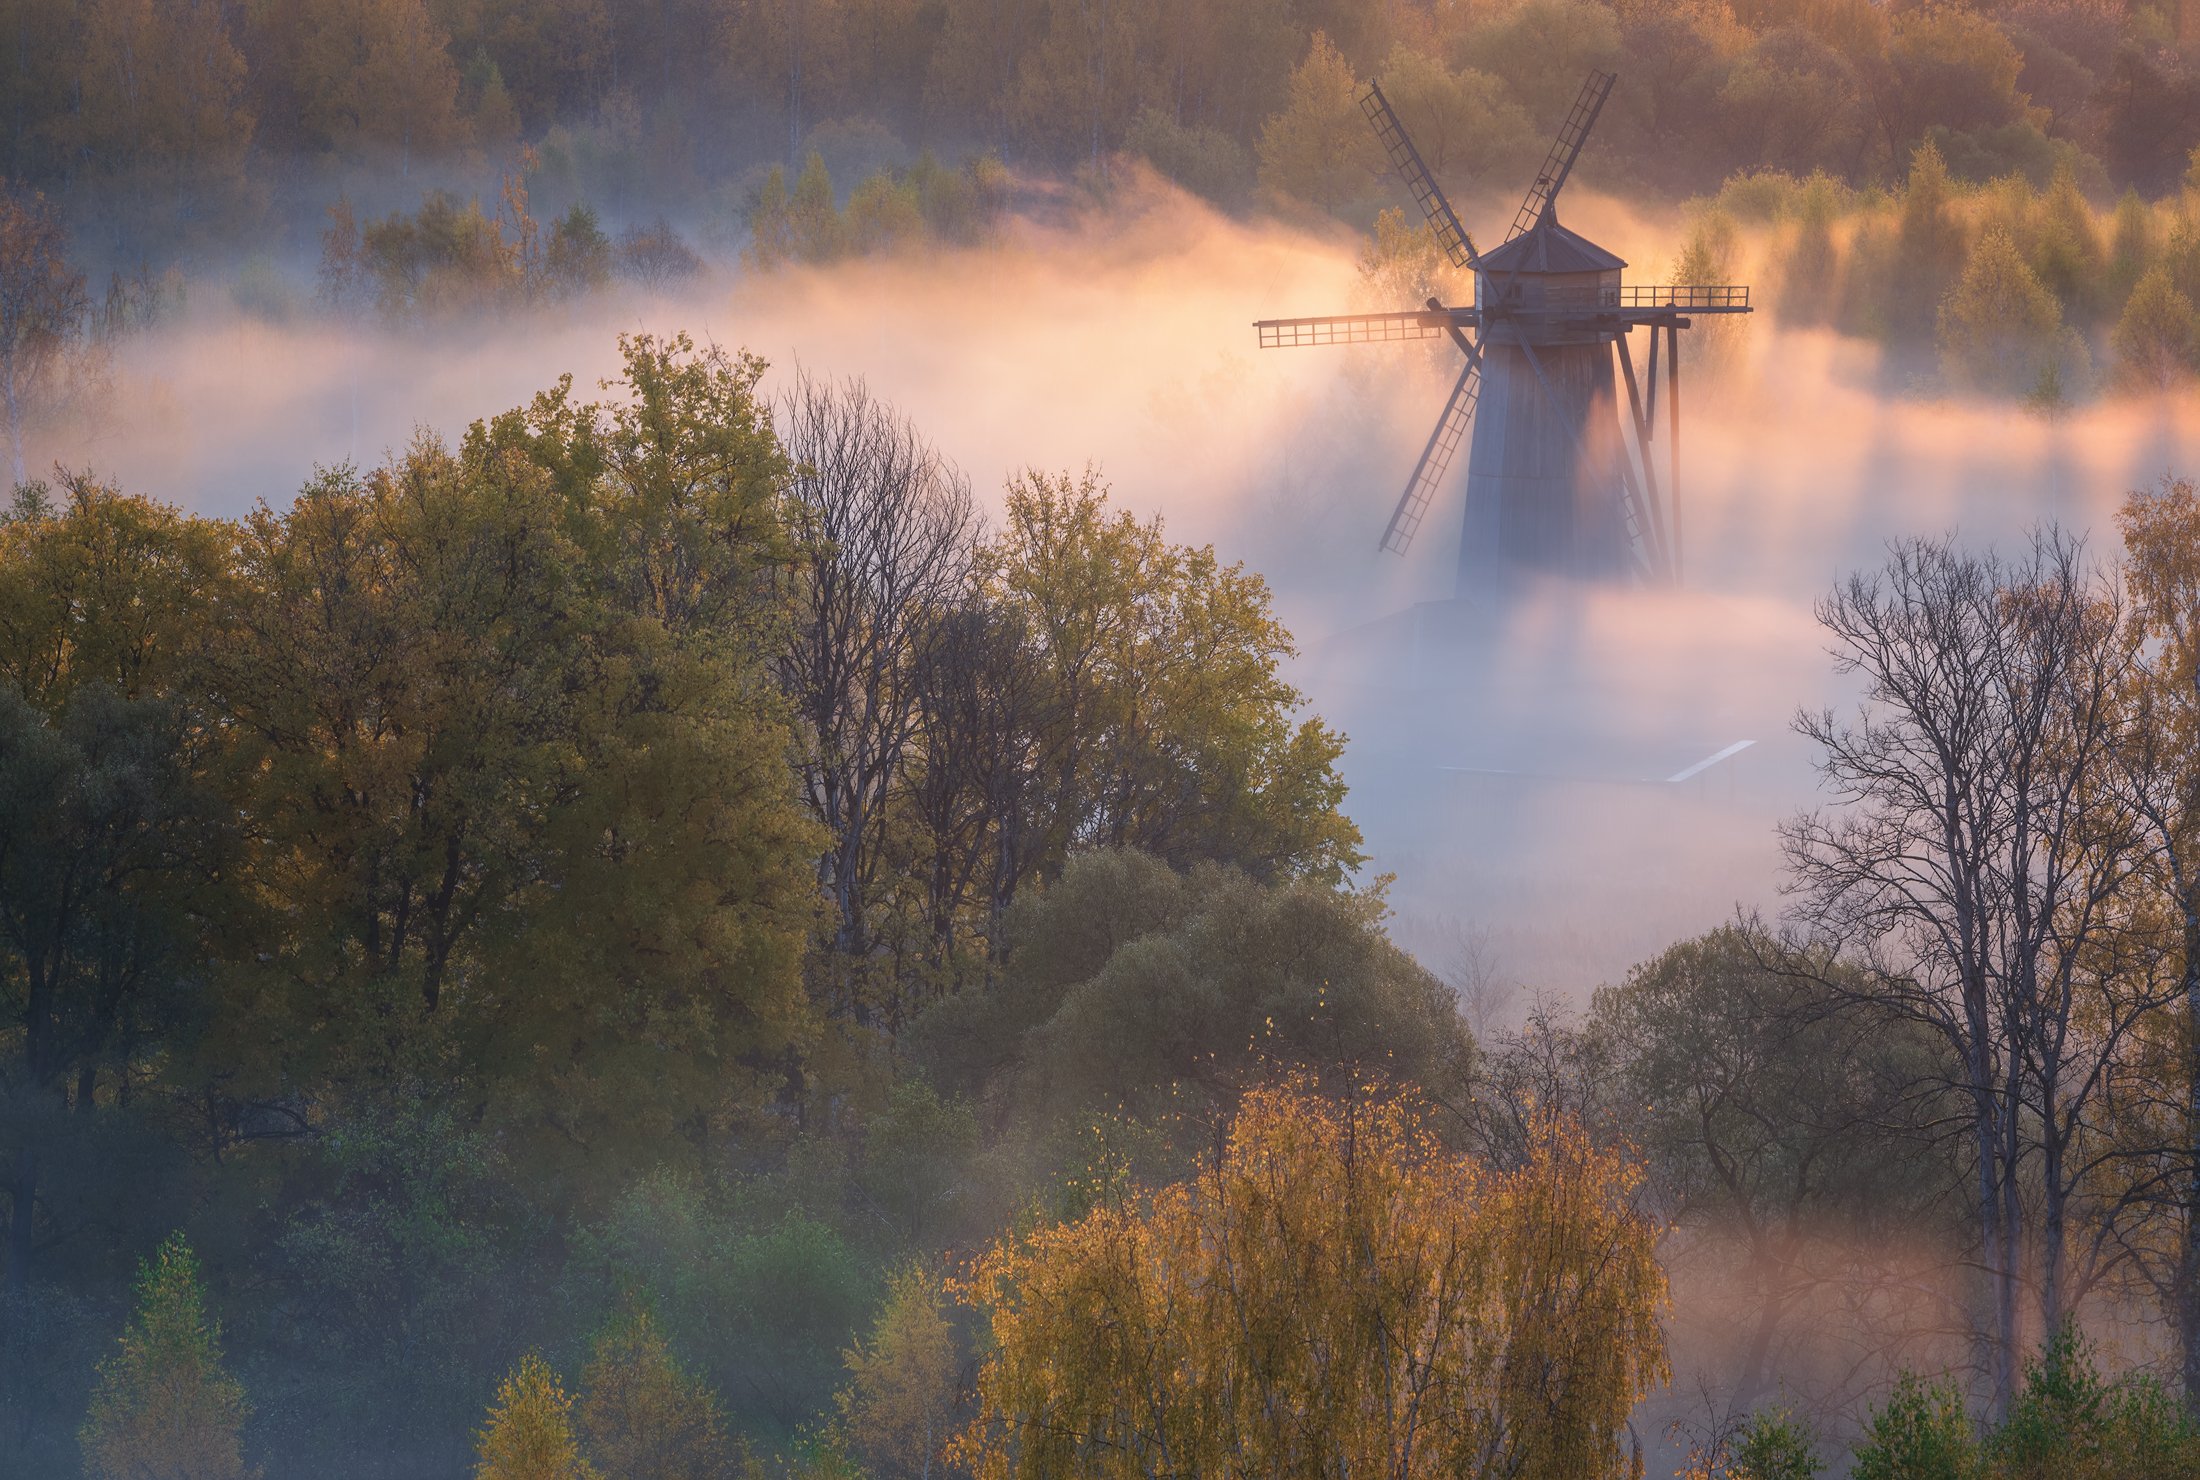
left=41, top=177, right=2200, bottom=1000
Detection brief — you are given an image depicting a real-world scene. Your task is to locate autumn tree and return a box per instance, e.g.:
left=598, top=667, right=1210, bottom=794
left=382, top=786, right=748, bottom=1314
left=0, top=186, right=87, bottom=486
left=576, top=1308, right=735, bottom=1480
left=837, top=1264, right=957, bottom=1480
left=954, top=1081, right=1667, bottom=1479
left=477, top=1353, right=598, bottom=1480
left=80, top=1234, right=252, bottom=1480
left=244, top=0, right=467, bottom=169
left=2111, top=476, right=2200, bottom=1411
left=70, top=0, right=255, bottom=205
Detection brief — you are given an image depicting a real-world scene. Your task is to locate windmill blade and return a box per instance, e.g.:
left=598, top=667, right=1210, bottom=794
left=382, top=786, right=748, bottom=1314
left=1255, top=309, right=1457, bottom=348
left=1380, top=353, right=1481, bottom=555
left=1361, top=82, right=1479, bottom=269
left=1507, top=70, right=1616, bottom=240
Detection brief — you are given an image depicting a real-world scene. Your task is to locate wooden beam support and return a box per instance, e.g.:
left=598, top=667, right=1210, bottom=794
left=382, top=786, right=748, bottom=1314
left=1668, top=320, right=1683, bottom=581
left=1615, top=331, right=1671, bottom=580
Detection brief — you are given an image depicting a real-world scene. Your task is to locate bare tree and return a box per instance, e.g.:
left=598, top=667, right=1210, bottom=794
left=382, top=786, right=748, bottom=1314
left=0, top=186, right=87, bottom=487
left=904, top=595, right=1052, bottom=967
left=1781, top=530, right=2157, bottom=1417
left=776, top=373, right=976, bottom=996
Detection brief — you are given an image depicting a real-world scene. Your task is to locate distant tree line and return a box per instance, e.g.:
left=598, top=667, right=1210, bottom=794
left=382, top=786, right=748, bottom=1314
left=3, top=0, right=2200, bottom=257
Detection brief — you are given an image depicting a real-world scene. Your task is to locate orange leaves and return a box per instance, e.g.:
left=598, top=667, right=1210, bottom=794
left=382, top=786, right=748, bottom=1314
left=954, top=1080, right=1667, bottom=1480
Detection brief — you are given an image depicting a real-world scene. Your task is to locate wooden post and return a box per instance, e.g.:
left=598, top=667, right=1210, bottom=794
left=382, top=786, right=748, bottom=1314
left=1614, top=331, right=1670, bottom=579
left=1668, top=320, right=1682, bottom=582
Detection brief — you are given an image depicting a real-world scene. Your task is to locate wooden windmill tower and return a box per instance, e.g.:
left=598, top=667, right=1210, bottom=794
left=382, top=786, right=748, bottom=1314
left=1256, top=72, right=1752, bottom=589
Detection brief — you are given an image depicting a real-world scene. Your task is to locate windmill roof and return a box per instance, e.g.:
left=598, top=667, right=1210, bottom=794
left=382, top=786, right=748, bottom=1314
left=1475, top=215, right=1627, bottom=275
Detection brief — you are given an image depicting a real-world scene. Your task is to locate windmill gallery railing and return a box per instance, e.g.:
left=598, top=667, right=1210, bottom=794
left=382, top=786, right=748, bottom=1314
left=1255, top=286, right=1751, bottom=349
left=1532, top=283, right=1752, bottom=311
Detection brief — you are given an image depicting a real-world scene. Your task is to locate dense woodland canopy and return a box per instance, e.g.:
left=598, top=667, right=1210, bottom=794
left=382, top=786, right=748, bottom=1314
left=12, top=323, right=2200, bottom=1477
left=2, top=0, right=2200, bottom=253
left=20, top=2, right=2200, bottom=1478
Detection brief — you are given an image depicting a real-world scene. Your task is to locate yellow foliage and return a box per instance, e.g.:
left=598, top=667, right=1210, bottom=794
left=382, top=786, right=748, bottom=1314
left=837, top=1264, right=959, bottom=1480
left=953, top=1081, right=1668, bottom=1480
left=476, top=1353, right=599, bottom=1480
left=577, top=1309, right=736, bottom=1480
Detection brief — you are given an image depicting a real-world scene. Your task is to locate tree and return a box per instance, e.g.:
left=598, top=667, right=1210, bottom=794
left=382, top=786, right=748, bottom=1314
left=922, top=849, right=1474, bottom=1145
left=774, top=373, right=975, bottom=993
left=1849, top=1373, right=1976, bottom=1480
left=980, top=468, right=1360, bottom=888
left=245, top=0, right=467, bottom=168
left=2112, top=266, right=2200, bottom=390
left=0, top=186, right=87, bottom=486
left=80, top=1234, right=252, bottom=1480
left=577, top=1308, right=736, bottom=1480
left=1938, top=226, right=2067, bottom=398
left=1783, top=532, right=2154, bottom=1417
left=1256, top=32, right=1381, bottom=214
left=213, top=335, right=818, bottom=1194
left=2111, top=476, right=2200, bottom=1412
left=954, top=1081, right=1666, bottom=1479
left=1727, top=1407, right=1821, bottom=1480
left=0, top=480, right=232, bottom=1297
left=1588, top=928, right=1958, bottom=1408
left=476, top=1353, right=598, bottom=1480
left=836, top=1264, right=957, bottom=1480
left=70, top=0, right=254, bottom=202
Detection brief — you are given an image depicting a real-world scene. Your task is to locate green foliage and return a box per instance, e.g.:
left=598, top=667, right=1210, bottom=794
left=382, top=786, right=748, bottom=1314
left=748, top=150, right=1007, bottom=267
left=835, top=1264, right=956, bottom=1480
left=916, top=850, right=1471, bottom=1171
left=1256, top=32, right=1381, bottom=213
left=2112, top=265, right=2200, bottom=389
left=546, top=204, right=613, bottom=296
left=1731, top=1406, right=1821, bottom=1480
left=81, top=1235, right=252, bottom=1480
left=1126, top=109, right=1254, bottom=206
left=1851, top=1373, right=1977, bottom=1480
left=1937, top=226, right=2068, bottom=397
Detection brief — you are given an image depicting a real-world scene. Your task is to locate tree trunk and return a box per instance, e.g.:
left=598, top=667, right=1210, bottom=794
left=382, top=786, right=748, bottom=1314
left=2182, top=910, right=2200, bottom=1414
left=3, top=1145, right=34, bottom=1299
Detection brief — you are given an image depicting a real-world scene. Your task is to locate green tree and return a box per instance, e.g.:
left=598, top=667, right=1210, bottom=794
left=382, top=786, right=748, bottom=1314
left=0, top=481, right=233, bottom=1296
left=982, top=468, right=1361, bottom=887
left=1256, top=32, right=1381, bottom=214
left=546, top=203, right=613, bottom=294
left=477, top=1354, right=598, bottom=1480
left=80, top=1234, right=252, bottom=1480
left=2112, top=265, right=2200, bottom=390
left=1729, top=1407, right=1821, bottom=1480
left=214, top=334, right=817, bottom=1196
left=1850, top=1373, right=1976, bottom=1480
left=577, top=1308, right=735, bottom=1480
left=1937, top=225, right=2066, bottom=397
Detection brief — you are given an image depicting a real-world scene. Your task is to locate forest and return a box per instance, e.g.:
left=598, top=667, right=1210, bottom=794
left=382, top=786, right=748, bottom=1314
left=11, top=1, right=2200, bottom=1479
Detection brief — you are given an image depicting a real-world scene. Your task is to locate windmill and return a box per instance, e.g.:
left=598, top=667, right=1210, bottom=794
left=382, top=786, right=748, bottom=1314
left=1256, top=72, right=1752, bottom=589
